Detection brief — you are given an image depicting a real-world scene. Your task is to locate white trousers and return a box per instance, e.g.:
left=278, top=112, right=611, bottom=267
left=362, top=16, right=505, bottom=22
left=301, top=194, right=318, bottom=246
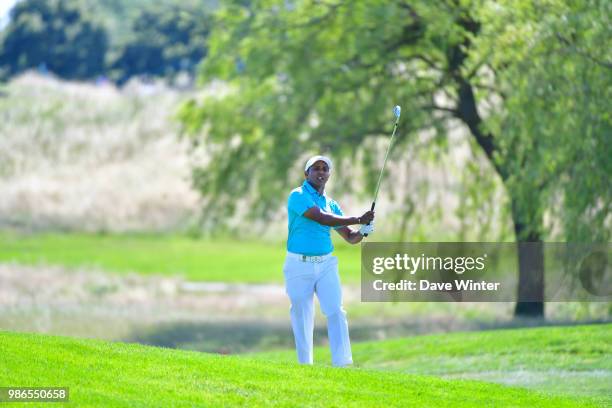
left=283, top=254, right=352, bottom=367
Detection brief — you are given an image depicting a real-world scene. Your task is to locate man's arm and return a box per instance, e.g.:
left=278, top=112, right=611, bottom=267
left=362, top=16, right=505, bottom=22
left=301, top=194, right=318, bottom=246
left=303, top=206, right=374, bottom=227
left=335, top=226, right=365, bottom=244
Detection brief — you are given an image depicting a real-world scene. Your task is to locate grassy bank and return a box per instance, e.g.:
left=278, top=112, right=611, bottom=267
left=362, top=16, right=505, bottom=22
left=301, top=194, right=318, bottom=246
left=0, top=232, right=361, bottom=283
left=0, top=330, right=595, bottom=407
left=256, top=323, right=612, bottom=405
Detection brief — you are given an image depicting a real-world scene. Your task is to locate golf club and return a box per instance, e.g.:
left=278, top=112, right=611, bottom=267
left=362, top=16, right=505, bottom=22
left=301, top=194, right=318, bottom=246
left=364, top=105, right=401, bottom=237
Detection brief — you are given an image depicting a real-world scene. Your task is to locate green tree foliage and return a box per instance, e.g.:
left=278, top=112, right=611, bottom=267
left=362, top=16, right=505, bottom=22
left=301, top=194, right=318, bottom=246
left=110, top=3, right=212, bottom=85
left=179, top=0, right=611, bottom=315
left=177, top=0, right=611, bottom=237
left=79, top=0, right=216, bottom=50
left=471, top=0, right=611, bottom=243
left=80, top=0, right=162, bottom=49
left=0, top=0, right=108, bottom=80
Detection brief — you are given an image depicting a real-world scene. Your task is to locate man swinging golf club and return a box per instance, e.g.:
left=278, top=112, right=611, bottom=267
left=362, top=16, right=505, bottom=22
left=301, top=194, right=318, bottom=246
left=284, top=155, right=375, bottom=367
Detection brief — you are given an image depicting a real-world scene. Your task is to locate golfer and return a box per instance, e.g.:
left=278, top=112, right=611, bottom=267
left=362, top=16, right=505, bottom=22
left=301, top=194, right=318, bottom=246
left=284, top=155, right=375, bottom=367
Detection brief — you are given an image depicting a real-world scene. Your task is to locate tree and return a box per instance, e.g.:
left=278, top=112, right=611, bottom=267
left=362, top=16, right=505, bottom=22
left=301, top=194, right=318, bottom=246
left=469, top=0, right=611, bottom=314
left=0, top=0, right=108, bottom=80
left=109, top=3, right=212, bottom=85
left=178, top=0, right=611, bottom=317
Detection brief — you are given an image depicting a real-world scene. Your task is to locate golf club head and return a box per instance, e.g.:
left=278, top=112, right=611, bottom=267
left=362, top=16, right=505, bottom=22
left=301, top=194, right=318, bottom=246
left=394, top=105, right=401, bottom=119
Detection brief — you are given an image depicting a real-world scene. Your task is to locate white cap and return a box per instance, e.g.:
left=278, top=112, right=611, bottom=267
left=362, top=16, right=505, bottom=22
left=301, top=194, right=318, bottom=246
left=304, top=155, right=333, bottom=172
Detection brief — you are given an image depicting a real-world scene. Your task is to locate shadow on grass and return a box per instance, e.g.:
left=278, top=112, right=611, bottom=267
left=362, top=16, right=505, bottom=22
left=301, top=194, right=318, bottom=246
left=124, top=320, right=395, bottom=354
left=122, top=317, right=610, bottom=355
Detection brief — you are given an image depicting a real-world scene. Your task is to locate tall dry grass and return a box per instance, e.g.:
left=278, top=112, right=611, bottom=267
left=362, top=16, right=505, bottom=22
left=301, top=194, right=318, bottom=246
left=0, top=73, right=199, bottom=232
left=0, top=73, right=509, bottom=239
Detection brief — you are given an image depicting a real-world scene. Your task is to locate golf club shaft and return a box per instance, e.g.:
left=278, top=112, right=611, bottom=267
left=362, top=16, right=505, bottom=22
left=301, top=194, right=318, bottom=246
left=364, top=118, right=400, bottom=237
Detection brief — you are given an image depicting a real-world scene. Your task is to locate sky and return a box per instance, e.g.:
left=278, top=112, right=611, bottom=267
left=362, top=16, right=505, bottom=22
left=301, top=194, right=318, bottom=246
left=0, top=0, right=19, bottom=29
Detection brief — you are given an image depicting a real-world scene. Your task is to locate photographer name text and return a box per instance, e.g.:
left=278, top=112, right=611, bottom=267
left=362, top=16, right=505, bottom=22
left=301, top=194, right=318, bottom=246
left=369, top=253, right=501, bottom=292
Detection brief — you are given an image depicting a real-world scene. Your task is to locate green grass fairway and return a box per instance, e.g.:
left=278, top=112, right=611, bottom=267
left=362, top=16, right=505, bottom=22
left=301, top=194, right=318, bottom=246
left=256, top=324, right=612, bottom=405
left=0, top=331, right=594, bottom=407
left=0, top=232, right=360, bottom=283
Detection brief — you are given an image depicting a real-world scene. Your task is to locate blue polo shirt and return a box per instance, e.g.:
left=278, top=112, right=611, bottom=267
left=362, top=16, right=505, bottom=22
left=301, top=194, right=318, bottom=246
left=287, top=180, right=344, bottom=255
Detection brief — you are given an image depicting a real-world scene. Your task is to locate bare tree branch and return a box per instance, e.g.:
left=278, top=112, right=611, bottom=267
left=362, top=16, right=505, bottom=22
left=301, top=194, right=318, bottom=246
left=556, top=34, right=612, bottom=69
left=419, top=104, right=458, bottom=115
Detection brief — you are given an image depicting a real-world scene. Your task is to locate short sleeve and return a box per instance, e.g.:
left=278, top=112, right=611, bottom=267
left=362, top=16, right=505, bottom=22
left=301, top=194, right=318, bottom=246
left=330, top=200, right=344, bottom=230
left=288, top=190, right=315, bottom=216
left=330, top=200, right=344, bottom=216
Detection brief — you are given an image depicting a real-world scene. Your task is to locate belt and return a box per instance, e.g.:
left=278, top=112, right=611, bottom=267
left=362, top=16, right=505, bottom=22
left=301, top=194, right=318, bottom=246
left=287, top=251, right=332, bottom=263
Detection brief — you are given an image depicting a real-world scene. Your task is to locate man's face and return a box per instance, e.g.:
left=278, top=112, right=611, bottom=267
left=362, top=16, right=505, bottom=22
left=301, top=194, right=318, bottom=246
left=305, top=160, right=330, bottom=189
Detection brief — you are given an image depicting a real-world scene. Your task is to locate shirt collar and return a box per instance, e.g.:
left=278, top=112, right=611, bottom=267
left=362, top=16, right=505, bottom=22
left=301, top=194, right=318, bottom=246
left=303, top=180, right=325, bottom=197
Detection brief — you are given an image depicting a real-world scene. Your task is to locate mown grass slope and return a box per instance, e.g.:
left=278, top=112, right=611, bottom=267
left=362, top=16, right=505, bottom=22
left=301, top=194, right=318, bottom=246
left=0, top=331, right=594, bottom=407
left=256, top=324, right=612, bottom=406
left=0, top=232, right=361, bottom=283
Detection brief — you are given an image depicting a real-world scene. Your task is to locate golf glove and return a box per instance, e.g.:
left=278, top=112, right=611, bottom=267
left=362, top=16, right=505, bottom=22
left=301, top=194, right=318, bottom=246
left=359, top=222, right=375, bottom=236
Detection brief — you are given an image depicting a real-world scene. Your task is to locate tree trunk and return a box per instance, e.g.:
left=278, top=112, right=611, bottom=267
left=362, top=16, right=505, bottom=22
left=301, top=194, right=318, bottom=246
left=451, top=15, right=545, bottom=318
left=512, top=199, right=545, bottom=317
